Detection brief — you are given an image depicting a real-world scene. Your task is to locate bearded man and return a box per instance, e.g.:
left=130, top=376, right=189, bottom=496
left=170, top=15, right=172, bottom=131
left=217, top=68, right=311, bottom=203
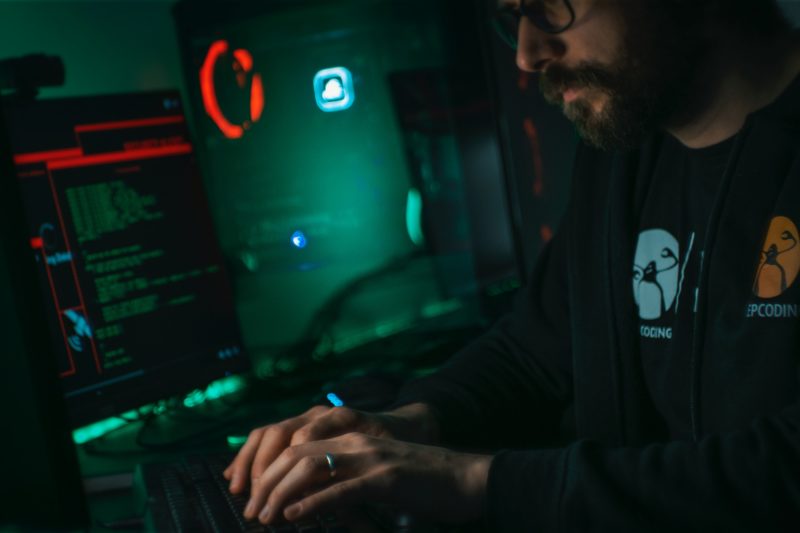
left=225, top=1, right=800, bottom=530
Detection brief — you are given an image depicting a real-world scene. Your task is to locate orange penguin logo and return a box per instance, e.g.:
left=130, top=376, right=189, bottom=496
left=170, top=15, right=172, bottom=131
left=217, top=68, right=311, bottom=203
left=753, top=216, right=800, bottom=299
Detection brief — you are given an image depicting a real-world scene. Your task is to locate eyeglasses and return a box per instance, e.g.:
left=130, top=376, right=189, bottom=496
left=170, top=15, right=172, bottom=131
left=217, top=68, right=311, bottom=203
left=491, top=0, right=576, bottom=49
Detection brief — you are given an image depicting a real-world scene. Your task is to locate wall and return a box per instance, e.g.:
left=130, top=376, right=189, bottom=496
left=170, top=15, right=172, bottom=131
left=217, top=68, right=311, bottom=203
left=0, top=0, right=182, bottom=98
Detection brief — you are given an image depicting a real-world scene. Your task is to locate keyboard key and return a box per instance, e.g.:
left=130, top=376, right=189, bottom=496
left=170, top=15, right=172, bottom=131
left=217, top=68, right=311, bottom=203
left=136, top=455, right=359, bottom=533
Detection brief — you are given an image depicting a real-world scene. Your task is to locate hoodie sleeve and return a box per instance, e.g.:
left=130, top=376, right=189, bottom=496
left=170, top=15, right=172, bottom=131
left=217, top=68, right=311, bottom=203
left=392, top=216, right=574, bottom=449
left=487, top=400, right=800, bottom=532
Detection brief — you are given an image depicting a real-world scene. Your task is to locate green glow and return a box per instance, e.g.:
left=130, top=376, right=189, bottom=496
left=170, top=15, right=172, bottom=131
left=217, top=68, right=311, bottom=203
left=72, top=408, right=137, bottom=445
left=421, top=298, right=462, bottom=319
left=183, top=388, right=206, bottom=408
left=227, top=434, right=248, bottom=448
left=206, top=375, right=245, bottom=399
left=374, top=316, right=415, bottom=338
left=405, top=188, right=425, bottom=246
left=240, top=251, right=259, bottom=272
left=330, top=329, right=380, bottom=354
left=72, top=375, right=246, bottom=445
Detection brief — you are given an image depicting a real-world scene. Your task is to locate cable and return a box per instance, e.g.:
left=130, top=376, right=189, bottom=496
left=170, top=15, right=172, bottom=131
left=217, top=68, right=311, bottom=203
left=274, top=250, right=429, bottom=369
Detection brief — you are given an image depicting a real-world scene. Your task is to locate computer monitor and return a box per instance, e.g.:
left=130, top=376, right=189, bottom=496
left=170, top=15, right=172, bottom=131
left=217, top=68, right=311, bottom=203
left=173, top=0, right=522, bottom=371
left=1, top=90, right=248, bottom=427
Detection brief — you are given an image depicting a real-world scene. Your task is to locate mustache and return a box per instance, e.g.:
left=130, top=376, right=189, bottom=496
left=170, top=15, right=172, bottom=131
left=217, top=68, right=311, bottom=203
left=539, top=62, right=619, bottom=102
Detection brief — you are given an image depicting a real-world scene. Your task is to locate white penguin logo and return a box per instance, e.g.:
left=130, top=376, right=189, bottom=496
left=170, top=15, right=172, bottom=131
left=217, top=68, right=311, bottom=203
left=633, top=229, right=680, bottom=320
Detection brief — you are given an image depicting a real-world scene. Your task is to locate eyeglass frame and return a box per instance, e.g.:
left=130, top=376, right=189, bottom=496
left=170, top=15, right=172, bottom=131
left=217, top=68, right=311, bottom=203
left=491, top=0, right=577, bottom=49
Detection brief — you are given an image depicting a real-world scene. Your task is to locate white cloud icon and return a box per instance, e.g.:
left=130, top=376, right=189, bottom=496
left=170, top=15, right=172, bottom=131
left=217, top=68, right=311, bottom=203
left=322, top=78, right=345, bottom=101
left=313, top=67, right=355, bottom=112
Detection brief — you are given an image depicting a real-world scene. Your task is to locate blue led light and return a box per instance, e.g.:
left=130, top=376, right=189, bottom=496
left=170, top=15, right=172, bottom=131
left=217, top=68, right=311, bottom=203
left=326, top=392, right=345, bottom=407
left=291, top=231, right=308, bottom=248
left=313, top=67, right=355, bottom=112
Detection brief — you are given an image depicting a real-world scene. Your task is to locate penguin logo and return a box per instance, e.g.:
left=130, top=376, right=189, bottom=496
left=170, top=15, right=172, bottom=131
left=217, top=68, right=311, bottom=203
left=633, top=229, right=680, bottom=320
left=753, top=216, right=800, bottom=299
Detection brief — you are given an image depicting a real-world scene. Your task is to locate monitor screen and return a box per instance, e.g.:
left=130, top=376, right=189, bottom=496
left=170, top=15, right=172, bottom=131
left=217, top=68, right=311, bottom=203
left=3, top=90, right=247, bottom=427
left=174, top=0, right=520, bottom=373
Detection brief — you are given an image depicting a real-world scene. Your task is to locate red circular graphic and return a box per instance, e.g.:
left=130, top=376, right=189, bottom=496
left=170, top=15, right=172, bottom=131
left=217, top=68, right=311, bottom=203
left=200, top=40, right=264, bottom=139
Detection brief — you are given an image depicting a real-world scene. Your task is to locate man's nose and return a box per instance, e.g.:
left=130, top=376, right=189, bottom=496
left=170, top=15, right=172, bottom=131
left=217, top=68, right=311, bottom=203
left=515, top=17, right=565, bottom=72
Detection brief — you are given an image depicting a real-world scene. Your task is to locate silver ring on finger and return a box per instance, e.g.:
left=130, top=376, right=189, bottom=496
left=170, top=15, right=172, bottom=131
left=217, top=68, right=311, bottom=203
left=325, top=452, right=337, bottom=478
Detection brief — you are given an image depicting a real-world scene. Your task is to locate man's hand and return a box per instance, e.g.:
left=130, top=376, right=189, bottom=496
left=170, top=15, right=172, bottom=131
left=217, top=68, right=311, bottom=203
left=223, top=403, right=438, bottom=494
left=240, top=432, right=492, bottom=525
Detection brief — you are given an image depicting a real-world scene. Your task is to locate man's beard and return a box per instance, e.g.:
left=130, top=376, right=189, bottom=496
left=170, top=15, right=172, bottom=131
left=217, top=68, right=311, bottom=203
left=538, top=10, right=704, bottom=150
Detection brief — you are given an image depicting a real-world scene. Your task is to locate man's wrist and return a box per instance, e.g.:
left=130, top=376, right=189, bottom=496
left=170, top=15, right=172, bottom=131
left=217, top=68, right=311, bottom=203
left=457, top=453, right=492, bottom=522
left=381, top=402, right=440, bottom=444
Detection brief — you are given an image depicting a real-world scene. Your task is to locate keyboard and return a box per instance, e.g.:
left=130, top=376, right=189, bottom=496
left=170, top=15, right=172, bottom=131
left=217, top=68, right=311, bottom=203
left=134, top=453, right=350, bottom=532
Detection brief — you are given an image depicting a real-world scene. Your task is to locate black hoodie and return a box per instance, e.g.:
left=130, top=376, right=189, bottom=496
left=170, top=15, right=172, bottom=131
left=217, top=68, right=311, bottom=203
left=395, top=75, right=800, bottom=531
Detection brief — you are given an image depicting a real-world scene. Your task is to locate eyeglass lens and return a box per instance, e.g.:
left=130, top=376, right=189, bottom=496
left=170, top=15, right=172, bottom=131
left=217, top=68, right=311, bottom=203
left=493, top=0, right=573, bottom=48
